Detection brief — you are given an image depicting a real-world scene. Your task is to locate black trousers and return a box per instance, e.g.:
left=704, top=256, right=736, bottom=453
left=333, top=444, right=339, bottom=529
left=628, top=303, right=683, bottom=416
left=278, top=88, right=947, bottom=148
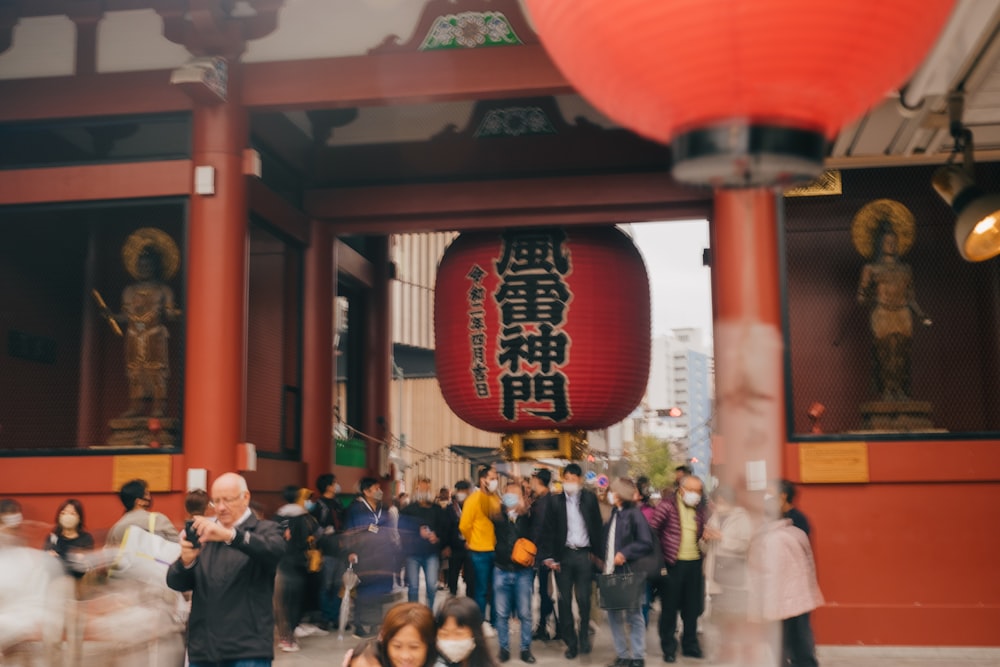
left=783, top=612, right=818, bottom=667
left=658, top=558, right=703, bottom=657
left=447, top=548, right=467, bottom=596
left=537, top=566, right=556, bottom=628
left=555, top=548, right=593, bottom=650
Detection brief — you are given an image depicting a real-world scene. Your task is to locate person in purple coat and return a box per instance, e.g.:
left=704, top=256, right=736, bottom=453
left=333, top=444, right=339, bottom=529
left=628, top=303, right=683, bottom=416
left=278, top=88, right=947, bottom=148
left=647, top=475, right=708, bottom=663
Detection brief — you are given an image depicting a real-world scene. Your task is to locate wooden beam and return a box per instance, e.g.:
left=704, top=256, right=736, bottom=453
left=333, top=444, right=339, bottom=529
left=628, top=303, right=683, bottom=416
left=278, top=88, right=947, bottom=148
left=0, top=160, right=192, bottom=205
left=0, top=45, right=570, bottom=122
left=241, top=45, right=573, bottom=111
left=247, top=177, right=310, bottom=245
left=334, top=238, right=374, bottom=288
left=304, top=172, right=713, bottom=233
left=0, top=70, right=191, bottom=122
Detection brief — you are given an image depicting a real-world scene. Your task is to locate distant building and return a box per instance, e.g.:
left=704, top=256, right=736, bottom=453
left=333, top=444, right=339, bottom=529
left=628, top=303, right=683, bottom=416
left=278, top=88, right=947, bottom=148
left=641, top=328, right=715, bottom=478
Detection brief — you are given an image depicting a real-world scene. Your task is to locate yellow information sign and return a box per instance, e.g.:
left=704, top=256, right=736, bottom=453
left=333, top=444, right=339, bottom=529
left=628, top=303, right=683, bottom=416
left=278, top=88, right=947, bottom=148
left=799, top=441, right=870, bottom=483
left=111, top=454, right=173, bottom=492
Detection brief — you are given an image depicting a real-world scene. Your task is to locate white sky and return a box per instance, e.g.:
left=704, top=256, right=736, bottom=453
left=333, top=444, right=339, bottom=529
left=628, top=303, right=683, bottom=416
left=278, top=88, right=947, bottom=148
left=629, top=220, right=713, bottom=343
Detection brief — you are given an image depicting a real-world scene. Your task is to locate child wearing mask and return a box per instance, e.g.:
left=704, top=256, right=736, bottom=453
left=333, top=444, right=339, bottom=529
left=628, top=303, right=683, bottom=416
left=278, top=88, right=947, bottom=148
left=435, top=597, right=496, bottom=667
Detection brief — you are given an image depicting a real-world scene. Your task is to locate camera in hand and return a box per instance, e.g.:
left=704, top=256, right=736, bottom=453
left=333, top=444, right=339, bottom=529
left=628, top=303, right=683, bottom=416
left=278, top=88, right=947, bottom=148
left=184, top=520, right=201, bottom=548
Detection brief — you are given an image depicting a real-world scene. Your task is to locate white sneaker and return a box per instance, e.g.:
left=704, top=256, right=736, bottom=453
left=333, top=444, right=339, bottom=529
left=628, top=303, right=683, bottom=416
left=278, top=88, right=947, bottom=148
left=294, top=623, right=326, bottom=638
left=482, top=622, right=497, bottom=638
left=279, top=640, right=300, bottom=652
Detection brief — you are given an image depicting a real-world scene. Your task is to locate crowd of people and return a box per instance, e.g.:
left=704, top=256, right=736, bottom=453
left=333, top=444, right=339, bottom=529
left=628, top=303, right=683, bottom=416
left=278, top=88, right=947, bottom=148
left=0, top=464, right=824, bottom=667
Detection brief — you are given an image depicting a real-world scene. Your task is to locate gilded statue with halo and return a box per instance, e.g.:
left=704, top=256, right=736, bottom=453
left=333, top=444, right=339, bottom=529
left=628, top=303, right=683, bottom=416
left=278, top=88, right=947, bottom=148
left=853, top=199, right=931, bottom=402
left=94, top=228, right=182, bottom=418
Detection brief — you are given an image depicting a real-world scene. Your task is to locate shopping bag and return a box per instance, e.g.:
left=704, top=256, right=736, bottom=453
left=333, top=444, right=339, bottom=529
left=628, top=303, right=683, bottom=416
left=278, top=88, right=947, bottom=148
left=597, top=568, right=645, bottom=610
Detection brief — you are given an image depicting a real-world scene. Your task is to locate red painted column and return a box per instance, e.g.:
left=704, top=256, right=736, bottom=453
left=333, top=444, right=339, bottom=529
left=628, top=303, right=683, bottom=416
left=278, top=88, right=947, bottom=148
left=363, top=236, right=392, bottom=479
left=710, top=188, right=785, bottom=662
left=301, top=220, right=334, bottom=483
left=183, top=65, right=248, bottom=482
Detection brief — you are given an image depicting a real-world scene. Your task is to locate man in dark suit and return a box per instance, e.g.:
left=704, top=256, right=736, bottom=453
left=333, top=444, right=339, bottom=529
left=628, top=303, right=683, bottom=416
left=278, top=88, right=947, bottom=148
left=529, top=468, right=558, bottom=641
left=540, top=463, right=603, bottom=659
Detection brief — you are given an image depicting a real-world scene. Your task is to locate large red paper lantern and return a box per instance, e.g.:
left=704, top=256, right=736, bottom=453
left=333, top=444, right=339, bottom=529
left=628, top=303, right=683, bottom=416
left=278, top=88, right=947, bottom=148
left=524, top=0, right=955, bottom=187
left=434, top=227, right=650, bottom=457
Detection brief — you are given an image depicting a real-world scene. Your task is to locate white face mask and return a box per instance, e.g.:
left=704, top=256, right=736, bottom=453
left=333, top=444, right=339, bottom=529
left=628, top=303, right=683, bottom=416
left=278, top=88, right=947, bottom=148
left=682, top=491, right=701, bottom=507
left=59, top=513, right=80, bottom=530
left=1, top=512, right=22, bottom=528
left=437, top=637, right=476, bottom=663
left=455, top=492, right=468, bottom=503
left=486, top=479, right=498, bottom=493
left=562, top=482, right=580, bottom=495
left=606, top=491, right=617, bottom=506
left=372, top=489, right=384, bottom=502
left=333, top=483, right=342, bottom=495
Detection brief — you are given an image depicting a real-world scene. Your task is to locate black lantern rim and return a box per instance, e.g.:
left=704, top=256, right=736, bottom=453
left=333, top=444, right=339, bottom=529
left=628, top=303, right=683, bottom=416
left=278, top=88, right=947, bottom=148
left=671, top=123, right=827, bottom=189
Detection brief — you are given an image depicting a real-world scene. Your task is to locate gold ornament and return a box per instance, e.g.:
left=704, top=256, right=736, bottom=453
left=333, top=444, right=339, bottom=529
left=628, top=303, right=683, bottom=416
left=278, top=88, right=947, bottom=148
left=851, top=199, right=915, bottom=258
left=123, top=227, right=180, bottom=280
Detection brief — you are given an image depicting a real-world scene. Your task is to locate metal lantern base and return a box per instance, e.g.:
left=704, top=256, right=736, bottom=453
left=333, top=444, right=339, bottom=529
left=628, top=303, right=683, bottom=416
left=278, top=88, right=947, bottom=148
left=671, top=123, right=827, bottom=188
left=501, top=429, right=588, bottom=461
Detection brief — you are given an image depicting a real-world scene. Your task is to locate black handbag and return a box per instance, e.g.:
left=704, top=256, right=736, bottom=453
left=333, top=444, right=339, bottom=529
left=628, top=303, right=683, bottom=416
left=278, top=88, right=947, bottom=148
left=597, top=566, right=645, bottom=610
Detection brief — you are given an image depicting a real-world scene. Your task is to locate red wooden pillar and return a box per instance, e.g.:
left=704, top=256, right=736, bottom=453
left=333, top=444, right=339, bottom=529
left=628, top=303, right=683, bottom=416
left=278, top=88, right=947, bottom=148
left=710, top=188, right=785, bottom=494
left=710, top=187, right=785, bottom=660
left=363, top=236, right=392, bottom=479
left=302, top=220, right=334, bottom=482
left=182, top=65, right=248, bottom=482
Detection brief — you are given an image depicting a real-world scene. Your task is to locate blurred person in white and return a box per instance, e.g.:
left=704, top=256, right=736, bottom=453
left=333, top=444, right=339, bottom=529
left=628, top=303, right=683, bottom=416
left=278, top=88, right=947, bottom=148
left=700, top=485, right=752, bottom=664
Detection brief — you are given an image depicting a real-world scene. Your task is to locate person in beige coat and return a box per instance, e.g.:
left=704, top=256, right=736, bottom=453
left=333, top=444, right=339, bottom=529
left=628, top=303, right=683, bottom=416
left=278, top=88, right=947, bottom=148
left=747, top=515, right=824, bottom=667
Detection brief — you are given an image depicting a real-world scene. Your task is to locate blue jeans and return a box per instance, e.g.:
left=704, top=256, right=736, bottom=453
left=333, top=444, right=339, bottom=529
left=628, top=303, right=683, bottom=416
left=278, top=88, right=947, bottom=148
left=468, top=550, right=495, bottom=624
left=190, top=660, right=271, bottom=667
left=607, top=607, right=646, bottom=659
left=405, top=553, right=440, bottom=607
left=493, top=568, right=533, bottom=651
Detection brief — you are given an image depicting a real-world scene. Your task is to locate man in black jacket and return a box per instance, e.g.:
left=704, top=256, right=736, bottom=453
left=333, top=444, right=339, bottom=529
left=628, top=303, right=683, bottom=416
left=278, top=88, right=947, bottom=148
left=445, top=480, right=472, bottom=597
left=167, top=472, right=286, bottom=666
left=398, top=477, right=446, bottom=608
left=540, top=463, right=603, bottom=659
left=529, top=469, right=558, bottom=641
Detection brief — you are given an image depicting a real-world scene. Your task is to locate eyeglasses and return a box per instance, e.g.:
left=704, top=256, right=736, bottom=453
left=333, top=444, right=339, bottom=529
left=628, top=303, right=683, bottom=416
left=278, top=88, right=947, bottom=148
left=210, top=493, right=245, bottom=507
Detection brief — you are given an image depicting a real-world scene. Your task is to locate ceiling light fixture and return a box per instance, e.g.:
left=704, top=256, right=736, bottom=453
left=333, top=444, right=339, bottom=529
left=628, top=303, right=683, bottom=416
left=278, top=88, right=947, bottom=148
left=931, top=94, right=1000, bottom=261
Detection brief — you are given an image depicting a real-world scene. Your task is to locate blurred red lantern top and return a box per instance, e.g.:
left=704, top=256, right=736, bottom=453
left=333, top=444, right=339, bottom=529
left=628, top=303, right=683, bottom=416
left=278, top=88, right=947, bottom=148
left=434, top=227, right=650, bottom=433
left=523, top=0, right=955, bottom=187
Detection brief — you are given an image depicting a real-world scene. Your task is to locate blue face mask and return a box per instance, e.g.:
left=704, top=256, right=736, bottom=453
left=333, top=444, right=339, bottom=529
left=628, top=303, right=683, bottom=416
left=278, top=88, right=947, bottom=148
left=502, top=493, right=519, bottom=508
left=305, top=500, right=316, bottom=512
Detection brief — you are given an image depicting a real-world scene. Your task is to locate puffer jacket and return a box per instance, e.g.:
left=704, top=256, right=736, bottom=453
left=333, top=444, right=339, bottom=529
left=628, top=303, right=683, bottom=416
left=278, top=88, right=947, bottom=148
left=746, top=519, right=824, bottom=622
left=166, top=514, right=285, bottom=663
left=648, top=492, right=708, bottom=565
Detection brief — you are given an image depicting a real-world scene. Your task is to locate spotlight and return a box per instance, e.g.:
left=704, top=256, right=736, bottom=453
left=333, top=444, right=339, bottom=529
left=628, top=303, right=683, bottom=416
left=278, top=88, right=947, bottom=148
left=931, top=94, right=1000, bottom=262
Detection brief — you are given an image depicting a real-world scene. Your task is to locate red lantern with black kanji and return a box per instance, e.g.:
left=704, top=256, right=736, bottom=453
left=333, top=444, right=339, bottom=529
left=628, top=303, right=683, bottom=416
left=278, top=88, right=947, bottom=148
left=523, top=0, right=954, bottom=187
left=434, top=227, right=650, bottom=459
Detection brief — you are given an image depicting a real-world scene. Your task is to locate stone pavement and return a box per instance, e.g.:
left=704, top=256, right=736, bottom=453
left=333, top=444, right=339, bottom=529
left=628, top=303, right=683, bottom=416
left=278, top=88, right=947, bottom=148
left=275, top=611, right=1000, bottom=667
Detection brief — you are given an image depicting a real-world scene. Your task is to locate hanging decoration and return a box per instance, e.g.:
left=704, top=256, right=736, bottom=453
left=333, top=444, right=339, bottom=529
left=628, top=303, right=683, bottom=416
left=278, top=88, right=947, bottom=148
left=522, top=0, right=955, bottom=187
left=434, top=226, right=650, bottom=461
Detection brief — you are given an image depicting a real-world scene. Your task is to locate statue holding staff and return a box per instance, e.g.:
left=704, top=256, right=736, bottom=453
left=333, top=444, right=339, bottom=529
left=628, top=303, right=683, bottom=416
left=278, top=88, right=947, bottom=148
left=95, top=228, right=182, bottom=418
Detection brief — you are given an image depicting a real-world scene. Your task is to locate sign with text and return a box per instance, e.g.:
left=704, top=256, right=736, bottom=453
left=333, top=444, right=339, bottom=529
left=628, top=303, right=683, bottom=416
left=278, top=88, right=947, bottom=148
left=799, top=442, right=870, bottom=483
left=112, top=454, right=173, bottom=492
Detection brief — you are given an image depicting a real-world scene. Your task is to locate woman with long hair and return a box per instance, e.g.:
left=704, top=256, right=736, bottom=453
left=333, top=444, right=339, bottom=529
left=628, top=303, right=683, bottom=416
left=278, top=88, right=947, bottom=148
left=43, top=498, right=94, bottom=579
left=602, top=478, right=653, bottom=667
left=434, top=596, right=496, bottom=667
left=380, top=602, right=438, bottom=667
